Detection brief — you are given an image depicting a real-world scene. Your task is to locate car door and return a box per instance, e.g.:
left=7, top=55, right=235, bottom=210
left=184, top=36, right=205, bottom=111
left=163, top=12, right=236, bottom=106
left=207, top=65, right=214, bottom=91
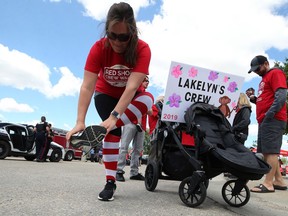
left=7, top=126, right=25, bottom=151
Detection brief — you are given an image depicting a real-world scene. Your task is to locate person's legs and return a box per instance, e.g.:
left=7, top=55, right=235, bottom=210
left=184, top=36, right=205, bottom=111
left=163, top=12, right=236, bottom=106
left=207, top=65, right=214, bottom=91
left=273, top=165, right=287, bottom=187
left=115, top=92, right=154, bottom=128
left=102, top=134, right=120, bottom=181
left=99, top=154, right=103, bottom=164
left=35, top=135, right=41, bottom=159
left=251, top=119, right=286, bottom=192
left=262, top=153, right=278, bottom=190
left=38, top=135, right=47, bottom=161
left=94, top=92, right=153, bottom=200
left=116, top=124, right=136, bottom=181
left=43, top=141, right=51, bottom=161
left=94, top=94, right=120, bottom=201
left=130, top=130, right=144, bottom=178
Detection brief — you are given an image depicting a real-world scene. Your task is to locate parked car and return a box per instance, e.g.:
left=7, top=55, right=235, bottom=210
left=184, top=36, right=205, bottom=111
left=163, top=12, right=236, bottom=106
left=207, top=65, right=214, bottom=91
left=0, top=122, right=64, bottom=162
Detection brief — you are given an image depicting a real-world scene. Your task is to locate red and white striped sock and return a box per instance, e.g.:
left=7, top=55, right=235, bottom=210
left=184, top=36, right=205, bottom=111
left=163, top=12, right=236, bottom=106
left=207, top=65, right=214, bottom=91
left=102, top=134, right=120, bottom=181
left=116, top=92, right=154, bottom=128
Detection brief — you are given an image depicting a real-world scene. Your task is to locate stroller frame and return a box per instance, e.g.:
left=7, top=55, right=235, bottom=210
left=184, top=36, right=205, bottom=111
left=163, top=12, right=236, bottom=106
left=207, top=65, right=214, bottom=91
left=145, top=102, right=270, bottom=208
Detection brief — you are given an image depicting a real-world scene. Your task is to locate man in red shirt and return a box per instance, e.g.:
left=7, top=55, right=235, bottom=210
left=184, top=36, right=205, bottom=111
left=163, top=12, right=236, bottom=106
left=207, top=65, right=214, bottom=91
left=247, top=55, right=287, bottom=192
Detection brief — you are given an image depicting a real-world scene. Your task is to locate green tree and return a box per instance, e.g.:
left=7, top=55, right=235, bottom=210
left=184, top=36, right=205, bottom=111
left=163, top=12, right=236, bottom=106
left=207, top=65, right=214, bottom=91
left=143, top=129, right=151, bottom=154
left=274, top=58, right=288, bottom=134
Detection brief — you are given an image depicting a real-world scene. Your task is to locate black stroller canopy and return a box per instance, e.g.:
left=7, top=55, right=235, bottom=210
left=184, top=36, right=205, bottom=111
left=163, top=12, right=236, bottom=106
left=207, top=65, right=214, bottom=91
left=184, top=102, right=270, bottom=180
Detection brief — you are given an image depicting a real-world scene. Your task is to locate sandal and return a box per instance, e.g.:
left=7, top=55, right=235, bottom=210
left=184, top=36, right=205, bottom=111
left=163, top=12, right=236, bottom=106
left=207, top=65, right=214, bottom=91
left=250, top=184, right=275, bottom=193
left=70, top=125, right=107, bottom=148
left=273, top=185, right=287, bottom=190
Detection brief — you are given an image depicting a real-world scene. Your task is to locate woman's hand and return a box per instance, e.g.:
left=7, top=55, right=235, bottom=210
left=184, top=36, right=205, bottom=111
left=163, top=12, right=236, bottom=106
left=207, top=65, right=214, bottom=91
left=66, top=122, right=86, bottom=142
left=100, top=115, right=118, bottom=134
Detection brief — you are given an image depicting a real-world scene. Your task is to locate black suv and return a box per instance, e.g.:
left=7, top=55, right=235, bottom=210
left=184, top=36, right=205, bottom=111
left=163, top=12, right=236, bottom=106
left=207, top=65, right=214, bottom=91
left=0, top=122, right=64, bottom=162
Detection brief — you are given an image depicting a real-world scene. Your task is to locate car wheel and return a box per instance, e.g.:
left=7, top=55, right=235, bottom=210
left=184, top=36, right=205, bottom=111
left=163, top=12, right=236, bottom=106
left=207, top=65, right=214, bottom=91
left=49, top=148, right=62, bottom=162
left=64, top=151, right=74, bottom=161
left=0, top=141, right=11, bottom=159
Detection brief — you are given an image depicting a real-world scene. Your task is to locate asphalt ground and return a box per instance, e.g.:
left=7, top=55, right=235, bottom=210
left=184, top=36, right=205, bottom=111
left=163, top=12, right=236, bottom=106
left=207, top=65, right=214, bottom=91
left=0, top=157, right=287, bottom=216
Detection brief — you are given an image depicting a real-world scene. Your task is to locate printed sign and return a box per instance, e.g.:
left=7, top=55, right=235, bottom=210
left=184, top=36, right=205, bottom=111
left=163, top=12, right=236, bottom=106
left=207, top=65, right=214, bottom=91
left=161, top=61, right=245, bottom=124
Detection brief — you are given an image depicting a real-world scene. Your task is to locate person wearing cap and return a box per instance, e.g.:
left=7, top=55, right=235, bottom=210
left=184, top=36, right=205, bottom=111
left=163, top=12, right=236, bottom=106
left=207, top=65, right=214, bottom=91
left=246, top=55, right=287, bottom=192
left=34, top=116, right=50, bottom=162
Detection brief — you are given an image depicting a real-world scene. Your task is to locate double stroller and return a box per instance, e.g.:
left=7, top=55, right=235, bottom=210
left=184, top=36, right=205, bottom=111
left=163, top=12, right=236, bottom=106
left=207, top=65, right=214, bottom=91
left=144, top=102, right=270, bottom=208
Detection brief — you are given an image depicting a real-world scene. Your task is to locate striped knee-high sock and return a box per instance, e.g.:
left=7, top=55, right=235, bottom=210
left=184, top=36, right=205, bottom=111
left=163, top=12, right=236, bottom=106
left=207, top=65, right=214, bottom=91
left=102, top=134, right=120, bottom=182
left=116, top=92, right=154, bottom=128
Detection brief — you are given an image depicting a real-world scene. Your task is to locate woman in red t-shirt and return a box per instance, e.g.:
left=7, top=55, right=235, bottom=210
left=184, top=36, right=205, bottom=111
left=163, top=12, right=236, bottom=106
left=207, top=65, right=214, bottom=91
left=66, top=2, right=154, bottom=201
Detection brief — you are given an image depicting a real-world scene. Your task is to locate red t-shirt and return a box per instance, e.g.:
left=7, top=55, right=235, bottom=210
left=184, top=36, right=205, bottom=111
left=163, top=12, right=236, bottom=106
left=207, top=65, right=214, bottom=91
left=84, top=38, right=151, bottom=98
left=256, top=68, right=287, bottom=123
left=148, top=104, right=159, bottom=134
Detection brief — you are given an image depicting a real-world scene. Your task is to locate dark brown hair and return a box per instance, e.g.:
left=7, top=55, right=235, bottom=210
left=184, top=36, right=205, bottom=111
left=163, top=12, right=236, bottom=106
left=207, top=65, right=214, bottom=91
left=105, top=2, right=138, bottom=66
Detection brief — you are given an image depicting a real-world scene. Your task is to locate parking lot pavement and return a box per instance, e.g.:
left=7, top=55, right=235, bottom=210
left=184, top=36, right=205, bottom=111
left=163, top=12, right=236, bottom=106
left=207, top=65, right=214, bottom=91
left=0, top=157, right=287, bottom=216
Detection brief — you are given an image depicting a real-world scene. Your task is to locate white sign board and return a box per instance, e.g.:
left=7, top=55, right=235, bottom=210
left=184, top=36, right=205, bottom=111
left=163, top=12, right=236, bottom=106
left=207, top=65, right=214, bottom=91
left=161, top=61, right=245, bottom=124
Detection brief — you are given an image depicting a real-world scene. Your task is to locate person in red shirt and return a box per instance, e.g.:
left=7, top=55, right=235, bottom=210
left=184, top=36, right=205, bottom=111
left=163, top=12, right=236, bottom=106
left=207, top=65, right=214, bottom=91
left=66, top=2, right=154, bottom=201
left=246, top=55, right=287, bottom=193
left=148, top=95, right=164, bottom=135
left=116, top=76, right=151, bottom=182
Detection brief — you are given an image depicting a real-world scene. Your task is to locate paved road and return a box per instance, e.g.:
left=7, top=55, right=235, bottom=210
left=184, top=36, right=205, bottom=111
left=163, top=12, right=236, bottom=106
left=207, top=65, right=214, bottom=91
left=0, top=157, right=287, bottom=216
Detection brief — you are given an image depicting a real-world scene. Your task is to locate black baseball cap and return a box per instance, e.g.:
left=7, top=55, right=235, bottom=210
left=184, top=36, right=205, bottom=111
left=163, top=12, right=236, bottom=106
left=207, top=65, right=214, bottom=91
left=248, top=55, right=268, bottom=73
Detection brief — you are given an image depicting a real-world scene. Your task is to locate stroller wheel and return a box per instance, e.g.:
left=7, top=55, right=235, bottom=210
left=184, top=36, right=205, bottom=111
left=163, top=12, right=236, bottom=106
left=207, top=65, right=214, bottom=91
left=178, top=176, right=207, bottom=208
left=145, top=161, right=159, bottom=191
left=222, top=179, right=250, bottom=207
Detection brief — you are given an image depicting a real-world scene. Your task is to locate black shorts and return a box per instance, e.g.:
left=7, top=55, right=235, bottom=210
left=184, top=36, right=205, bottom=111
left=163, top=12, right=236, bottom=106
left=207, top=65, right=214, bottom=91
left=257, top=118, right=286, bottom=154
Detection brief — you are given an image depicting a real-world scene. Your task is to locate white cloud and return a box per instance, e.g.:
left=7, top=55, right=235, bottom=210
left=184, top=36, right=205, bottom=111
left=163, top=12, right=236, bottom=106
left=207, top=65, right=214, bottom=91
left=248, top=123, right=258, bottom=137
left=77, top=0, right=155, bottom=20
left=0, top=98, right=34, bottom=112
left=1, top=0, right=288, bottom=114
left=48, top=67, right=82, bottom=98
left=0, top=44, right=82, bottom=99
left=77, top=0, right=288, bottom=90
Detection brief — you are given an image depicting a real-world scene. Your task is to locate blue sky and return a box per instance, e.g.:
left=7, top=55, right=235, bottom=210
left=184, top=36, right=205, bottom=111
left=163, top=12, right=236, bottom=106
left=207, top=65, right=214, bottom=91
left=1, top=0, right=288, bottom=150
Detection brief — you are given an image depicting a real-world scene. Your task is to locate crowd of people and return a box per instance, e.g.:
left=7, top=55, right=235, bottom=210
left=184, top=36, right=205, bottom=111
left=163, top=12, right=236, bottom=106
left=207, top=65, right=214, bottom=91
left=62, top=2, right=287, bottom=202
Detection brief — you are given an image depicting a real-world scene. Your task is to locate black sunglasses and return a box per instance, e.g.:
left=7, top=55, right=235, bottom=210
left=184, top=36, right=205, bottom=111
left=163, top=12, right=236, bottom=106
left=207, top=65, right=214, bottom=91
left=254, top=65, right=262, bottom=72
left=144, top=79, right=149, bottom=83
left=107, top=32, right=131, bottom=42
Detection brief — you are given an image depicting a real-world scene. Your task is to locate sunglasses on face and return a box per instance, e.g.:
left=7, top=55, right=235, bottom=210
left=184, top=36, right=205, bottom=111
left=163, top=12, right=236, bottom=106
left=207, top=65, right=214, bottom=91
left=254, top=65, right=262, bottom=72
left=144, top=79, right=149, bottom=83
left=107, top=31, right=131, bottom=42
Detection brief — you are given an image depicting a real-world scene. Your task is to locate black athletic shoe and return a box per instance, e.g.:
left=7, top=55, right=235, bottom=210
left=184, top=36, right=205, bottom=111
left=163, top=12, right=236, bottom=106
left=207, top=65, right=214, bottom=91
left=136, top=123, right=143, bottom=132
left=130, top=173, right=145, bottom=180
left=116, top=172, right=125, bottom=182
left=70, top=125, right=106, bottom=149
left=98, top=180, right=116, bottom=201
